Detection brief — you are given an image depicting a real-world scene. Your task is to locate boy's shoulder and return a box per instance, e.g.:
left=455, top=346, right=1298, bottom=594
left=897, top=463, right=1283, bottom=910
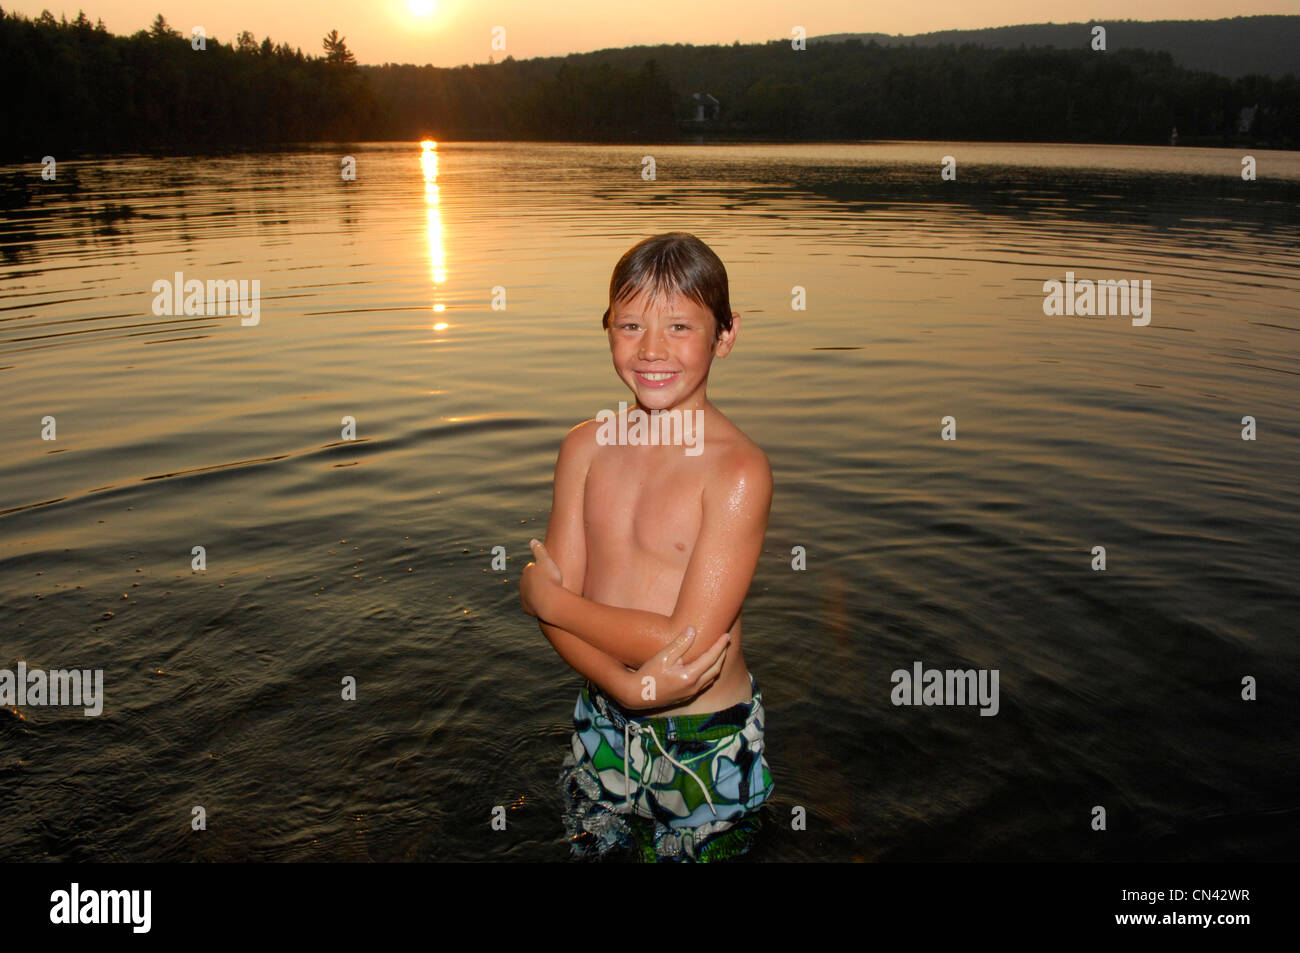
left=697, top=407, right=772, bottom=477
left=559, top=417, right=602, bottom=459
left=704, top=417, right=771, bottom=487
left=716, top=428, right=773, bottom=502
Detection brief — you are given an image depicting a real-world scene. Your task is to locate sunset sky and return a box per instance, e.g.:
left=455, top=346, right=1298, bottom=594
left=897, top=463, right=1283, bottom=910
left=7, top=1, right=1295, bottom=66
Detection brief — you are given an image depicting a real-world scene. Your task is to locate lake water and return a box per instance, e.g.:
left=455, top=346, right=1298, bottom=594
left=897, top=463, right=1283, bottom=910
left=1, top=141, right=1297, bottom=861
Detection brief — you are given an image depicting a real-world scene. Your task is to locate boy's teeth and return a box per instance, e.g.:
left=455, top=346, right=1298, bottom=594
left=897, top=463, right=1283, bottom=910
left=641, top=372, right=676, bottom=380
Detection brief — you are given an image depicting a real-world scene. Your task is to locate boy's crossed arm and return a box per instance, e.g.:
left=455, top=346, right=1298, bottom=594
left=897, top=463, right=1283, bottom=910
left=523, top=421, right=772, bottom=672
left=527, top=423, right=726, bottom=708
left=529, top=424, right=638, bottom=695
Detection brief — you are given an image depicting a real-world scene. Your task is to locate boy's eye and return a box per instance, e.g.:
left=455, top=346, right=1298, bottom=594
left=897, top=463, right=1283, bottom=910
left=619, top=323, right=691, bottom=331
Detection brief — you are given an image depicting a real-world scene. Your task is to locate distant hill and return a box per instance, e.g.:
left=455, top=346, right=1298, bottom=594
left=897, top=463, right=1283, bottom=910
left=813, top=15, right=1299, bottom=79
left=3, top=7, right=1296, bottom=157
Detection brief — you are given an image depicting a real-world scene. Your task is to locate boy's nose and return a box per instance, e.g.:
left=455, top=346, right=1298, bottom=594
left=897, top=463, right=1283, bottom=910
left=639, top=331, right=669, bottom=359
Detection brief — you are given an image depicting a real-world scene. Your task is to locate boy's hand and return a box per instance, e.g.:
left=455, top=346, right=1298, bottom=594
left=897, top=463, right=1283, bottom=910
left=519, top=538, right=562, bottom=618
left=529, top=538, right=563, bottom=585
left=620, top=626, right=729, bottom=710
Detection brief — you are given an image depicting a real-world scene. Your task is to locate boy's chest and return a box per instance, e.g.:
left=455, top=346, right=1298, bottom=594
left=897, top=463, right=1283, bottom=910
left=583, top=448, right=706, bottom=563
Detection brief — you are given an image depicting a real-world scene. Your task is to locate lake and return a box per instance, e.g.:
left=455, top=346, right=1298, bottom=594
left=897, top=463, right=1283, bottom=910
left=1, top=140, right=1297, bottom=861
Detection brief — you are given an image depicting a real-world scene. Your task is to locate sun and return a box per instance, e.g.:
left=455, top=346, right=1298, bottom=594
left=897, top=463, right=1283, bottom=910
left=408, top=0, right=436, bottom=15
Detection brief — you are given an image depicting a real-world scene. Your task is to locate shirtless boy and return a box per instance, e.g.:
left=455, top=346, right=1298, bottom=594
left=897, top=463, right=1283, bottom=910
left=519, top=232, right=775, bottom=862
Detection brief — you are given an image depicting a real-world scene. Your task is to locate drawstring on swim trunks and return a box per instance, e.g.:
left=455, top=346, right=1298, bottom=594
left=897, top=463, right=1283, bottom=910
left=622, top=719, right=717, bottom=817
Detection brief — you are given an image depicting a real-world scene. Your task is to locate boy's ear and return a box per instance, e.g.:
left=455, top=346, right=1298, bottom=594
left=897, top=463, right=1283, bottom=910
left=714, top=312, right=740, bottom=357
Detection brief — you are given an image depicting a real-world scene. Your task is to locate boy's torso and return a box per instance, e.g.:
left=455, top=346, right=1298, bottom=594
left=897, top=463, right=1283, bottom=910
left=580, top=406, right=758, bottom=716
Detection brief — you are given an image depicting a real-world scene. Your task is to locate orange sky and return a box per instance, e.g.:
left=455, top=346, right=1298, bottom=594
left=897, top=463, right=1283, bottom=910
left=9, top=1, right=1297, bottom=66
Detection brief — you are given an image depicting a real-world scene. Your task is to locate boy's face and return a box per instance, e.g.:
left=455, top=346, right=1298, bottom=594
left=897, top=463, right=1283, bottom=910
left=606, top=287, right=738, bottom=413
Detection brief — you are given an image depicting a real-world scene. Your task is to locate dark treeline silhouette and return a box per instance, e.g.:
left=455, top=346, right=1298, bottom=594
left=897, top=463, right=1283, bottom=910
left=2, top=7, right=1295, bottom=160
left=817, top=15, right=1300, bottom=80
left=0, top=8, right=375, bottom=157
left=501, top=39, right=1297, bottom=147
left=365, top=57, right=677, bottom=141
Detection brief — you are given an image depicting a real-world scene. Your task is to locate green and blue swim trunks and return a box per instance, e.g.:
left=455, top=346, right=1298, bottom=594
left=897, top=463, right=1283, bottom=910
left=559, top=672, right=774, bottom=862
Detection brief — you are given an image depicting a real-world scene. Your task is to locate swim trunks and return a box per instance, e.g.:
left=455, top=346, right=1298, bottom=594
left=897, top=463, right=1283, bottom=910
left=558, top=671, right=774, bottom=862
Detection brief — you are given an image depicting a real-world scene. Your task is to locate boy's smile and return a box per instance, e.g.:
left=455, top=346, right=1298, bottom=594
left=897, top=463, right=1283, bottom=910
left=633, top=370, right=680, bottom=387
left=608, top=288, right=738, bottom=417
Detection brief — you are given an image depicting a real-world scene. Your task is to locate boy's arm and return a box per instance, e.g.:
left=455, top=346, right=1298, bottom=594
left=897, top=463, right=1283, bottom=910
left=534, top=420, right=637, bottom=703
left=539, top=621, right=636, bottom=705
left=542, top=620, right=728, bottom=711
left=538, top=448, right=772, bottom=669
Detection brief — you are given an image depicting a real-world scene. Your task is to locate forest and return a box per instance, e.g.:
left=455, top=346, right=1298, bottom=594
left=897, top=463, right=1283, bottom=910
left=1, top=7, right=1295, bottom=160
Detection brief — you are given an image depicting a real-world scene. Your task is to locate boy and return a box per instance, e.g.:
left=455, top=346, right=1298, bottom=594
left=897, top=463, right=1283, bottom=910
left=519, top=232, right=775, bottom=862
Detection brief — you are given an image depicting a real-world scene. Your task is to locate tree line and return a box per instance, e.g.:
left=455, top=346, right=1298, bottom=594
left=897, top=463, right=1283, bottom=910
left=1, top=7, right=1294, bottom=160
left=0, top=9, right=375, bottom=156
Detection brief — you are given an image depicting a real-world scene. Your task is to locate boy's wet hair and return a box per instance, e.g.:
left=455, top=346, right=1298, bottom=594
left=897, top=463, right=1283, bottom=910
left=601, top=232, right=732, bottom=340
